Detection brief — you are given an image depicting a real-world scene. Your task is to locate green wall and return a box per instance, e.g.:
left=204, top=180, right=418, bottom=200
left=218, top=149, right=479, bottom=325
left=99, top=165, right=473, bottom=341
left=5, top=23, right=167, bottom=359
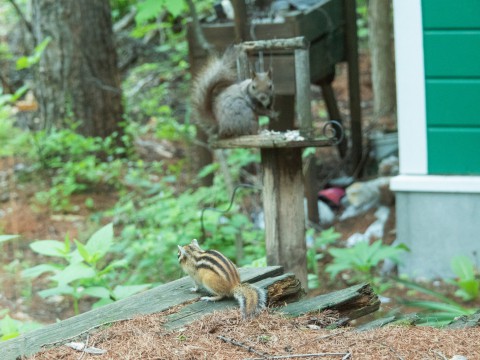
left=422, top=0, right=480, bottom=174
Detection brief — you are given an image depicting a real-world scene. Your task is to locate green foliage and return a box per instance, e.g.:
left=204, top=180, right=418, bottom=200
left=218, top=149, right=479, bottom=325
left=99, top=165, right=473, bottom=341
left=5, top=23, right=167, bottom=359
left=16, top=37, right=52, bottom=70
left=28, top=126, right=127, bottom=211
left=449, top=255, right=479, bottom=302
left=0, top=310, right=42, bottom=342
left=23, top=223, right=150, bottom=314
left=326, top=240, right=408, bottom=293
left=111, top=177, right=264, bottom=284
left=135, top=0, right=186, bottom=25
left=306, top=227, right=342, bottom=289
left=395, top=277, right=477, bottom=326
left=0, top=235, right=19, bottom=244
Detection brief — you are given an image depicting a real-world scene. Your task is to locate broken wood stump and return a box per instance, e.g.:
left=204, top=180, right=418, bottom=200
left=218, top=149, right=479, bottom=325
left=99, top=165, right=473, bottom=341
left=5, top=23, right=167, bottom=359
left=280, top=283, right=380, bottom=322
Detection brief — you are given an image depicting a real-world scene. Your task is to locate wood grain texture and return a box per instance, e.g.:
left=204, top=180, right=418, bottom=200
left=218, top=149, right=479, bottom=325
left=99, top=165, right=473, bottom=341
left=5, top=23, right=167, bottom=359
left=280, top=283, right=380, bottom=320
left=1, top=266, right=283, bottom=360
left=261, top=148, right=308, bottom=288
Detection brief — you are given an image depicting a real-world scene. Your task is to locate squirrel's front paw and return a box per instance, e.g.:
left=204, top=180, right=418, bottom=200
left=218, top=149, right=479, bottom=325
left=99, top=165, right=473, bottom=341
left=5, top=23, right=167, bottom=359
left=189, top=287, right=199, bottom=293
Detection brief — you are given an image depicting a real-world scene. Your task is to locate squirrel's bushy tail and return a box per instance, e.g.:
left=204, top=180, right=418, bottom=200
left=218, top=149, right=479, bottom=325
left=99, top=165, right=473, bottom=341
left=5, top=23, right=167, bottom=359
left=233, top=283, right=267, bottom=319
left=191, top=48, right=239, bottom=132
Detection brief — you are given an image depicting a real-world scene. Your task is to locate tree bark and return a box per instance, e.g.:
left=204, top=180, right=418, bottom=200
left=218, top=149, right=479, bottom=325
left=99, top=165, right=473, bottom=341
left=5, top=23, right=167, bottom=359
left=31, top=0, right=124, bottom=139
left=368, top=0, right=396, bottom=121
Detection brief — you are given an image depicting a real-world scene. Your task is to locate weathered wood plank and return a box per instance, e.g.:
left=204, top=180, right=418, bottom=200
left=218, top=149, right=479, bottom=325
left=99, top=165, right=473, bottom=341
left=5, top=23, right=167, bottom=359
left=446, top=310, right=480, bottom=329
left=356, top=313, right=419, bottom=332
left=279, top=283, right=380, bottom=321
left=1, top=266, right=283, bottom=360
left=211, top=134, right=335, bottom=149
left=164, top=273, right=302, bottom=331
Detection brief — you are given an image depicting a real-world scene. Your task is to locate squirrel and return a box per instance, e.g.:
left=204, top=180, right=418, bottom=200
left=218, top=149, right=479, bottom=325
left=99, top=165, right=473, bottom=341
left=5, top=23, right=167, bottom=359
left=191, top=48, right=276, bottom=139
left=177, top=239, right=267, bottom=319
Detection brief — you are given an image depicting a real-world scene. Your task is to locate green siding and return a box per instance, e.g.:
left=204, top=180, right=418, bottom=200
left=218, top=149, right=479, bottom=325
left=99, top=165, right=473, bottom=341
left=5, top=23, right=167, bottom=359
left=427, top=128, right=480, bottom=174
left=426, top=80, right=480, bottom=127
left=422, top=0, right=480, bottom=29
left=424, top=32, right=480, bottom=77
left=422, top=0, right=480, bottom=175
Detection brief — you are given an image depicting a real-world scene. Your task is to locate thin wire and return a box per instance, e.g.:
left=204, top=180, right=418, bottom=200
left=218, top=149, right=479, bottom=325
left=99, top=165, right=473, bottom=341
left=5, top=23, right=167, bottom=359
left=200, top=184, right=262, bottom=242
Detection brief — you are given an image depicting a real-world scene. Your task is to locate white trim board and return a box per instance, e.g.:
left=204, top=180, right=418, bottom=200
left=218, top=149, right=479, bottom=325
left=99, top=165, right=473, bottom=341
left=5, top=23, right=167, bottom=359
left=393, top=0, right=428, bottom=175
left=391, top=175, right=480, bottom=193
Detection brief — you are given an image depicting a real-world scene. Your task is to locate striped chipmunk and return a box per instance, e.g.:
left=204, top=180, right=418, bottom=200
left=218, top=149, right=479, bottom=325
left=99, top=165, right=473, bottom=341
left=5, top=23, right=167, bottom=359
left=177, top=239, right=266, bottom=319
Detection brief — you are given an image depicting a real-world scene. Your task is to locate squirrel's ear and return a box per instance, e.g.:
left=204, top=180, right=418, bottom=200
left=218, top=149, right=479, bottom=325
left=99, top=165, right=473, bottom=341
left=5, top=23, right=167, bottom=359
left=267, top=68, right=273, bottom=77
left=251, top=70, right=257, bottom=79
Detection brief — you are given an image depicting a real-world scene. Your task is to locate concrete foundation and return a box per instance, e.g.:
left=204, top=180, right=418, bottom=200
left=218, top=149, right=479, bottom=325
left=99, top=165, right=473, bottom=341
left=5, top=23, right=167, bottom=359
left=395, top=191, right=480, bottom=279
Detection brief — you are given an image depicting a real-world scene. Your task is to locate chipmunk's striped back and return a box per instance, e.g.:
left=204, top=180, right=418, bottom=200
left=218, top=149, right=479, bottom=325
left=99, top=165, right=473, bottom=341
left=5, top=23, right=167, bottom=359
left=178, top=239, right=266, bottom=319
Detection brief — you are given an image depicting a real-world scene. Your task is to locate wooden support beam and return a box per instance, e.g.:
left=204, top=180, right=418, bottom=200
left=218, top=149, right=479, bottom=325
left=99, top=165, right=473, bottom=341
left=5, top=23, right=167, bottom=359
left=344, top=0, right=363, bottom=176
left=261, top=147, right=308, bottom=288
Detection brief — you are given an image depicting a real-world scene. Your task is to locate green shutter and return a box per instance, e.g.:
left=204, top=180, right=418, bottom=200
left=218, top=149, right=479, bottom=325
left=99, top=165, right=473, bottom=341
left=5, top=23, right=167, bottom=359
left=423, top=0, right=480, bottom=175
left=428, top=128, right=480, bottom=174
left=424, top=32, right=480, bottom=77
left=423, top=0, right=480, bottom=29
left=426, top=80, right=480, bottom=127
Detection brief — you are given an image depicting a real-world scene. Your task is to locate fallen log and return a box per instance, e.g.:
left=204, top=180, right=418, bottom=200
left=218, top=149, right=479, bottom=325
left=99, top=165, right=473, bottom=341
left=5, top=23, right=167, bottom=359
left=164, top=273, right=304, bottom=331
left=356, top=313, right=419, bottom=332
left=1, top=266, right=283, bottom=360
left=279, top=283, right=380, bottom=322
left=446, top=310, right=480, bottom=329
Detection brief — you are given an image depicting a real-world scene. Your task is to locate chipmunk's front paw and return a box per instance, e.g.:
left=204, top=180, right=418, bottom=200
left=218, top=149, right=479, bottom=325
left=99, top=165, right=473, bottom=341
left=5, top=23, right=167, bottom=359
left=200, top=295, right=223, bottom=302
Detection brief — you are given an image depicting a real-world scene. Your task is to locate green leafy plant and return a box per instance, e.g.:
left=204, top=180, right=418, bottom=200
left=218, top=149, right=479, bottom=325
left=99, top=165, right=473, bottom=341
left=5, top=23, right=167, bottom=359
left=395, top=277, right=477, bottom=327
left=16, top=37, right=52, bottom=70
left=0, top=310, right=42, bottom=341
left=306, top=227, right=342, bottom=289
left=28, top=126, right=127, bottom=211
left=326, top=240, right=408, bottom=293
left=23, top=223, right=150, bottom=315
left=449, top=255, right=479, bottom=302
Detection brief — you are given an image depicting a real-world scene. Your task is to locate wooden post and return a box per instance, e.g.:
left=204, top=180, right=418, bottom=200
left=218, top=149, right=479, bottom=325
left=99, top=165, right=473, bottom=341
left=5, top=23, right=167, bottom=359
left=295, top=48, right=313, bottom=138
left=344, top=0, right=363, bottom=175
left=262, top=148, right=308, bottom=288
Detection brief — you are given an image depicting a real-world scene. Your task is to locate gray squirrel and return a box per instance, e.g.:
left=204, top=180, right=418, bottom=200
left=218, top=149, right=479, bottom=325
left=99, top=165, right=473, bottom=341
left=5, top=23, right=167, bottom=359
left=191, top=48, right=276, bottom=139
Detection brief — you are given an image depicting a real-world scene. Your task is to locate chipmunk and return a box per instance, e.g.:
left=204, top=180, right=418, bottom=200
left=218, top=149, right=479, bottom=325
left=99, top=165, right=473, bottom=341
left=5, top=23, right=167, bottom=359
left=177, top=239, right=266, bottom=319
left=191, top=48, right=276, bottom=139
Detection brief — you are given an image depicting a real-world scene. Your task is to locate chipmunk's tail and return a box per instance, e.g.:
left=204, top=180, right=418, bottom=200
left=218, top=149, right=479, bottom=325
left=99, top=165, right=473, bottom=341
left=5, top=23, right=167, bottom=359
left=233, top=282, right=267, bottom=319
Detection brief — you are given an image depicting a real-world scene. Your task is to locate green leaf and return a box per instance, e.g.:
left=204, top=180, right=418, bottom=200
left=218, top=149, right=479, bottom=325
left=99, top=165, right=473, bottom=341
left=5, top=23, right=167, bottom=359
left=85, top=223, right=114, bottom=263
left=112, top=284, right=151, bottom=300
left=163, top=0, right=185, bottom=17
left=30, top=240, right=68, bottom=257
left=451, top=255, right=475, bottom=281
left=135, top=0, right=164, bottom=25
left=22, top=264, right=60, bottom=279
left=75, top=240, right=92, bottom=263
left=403, top=300, right=469, bottom=315
left=395, top=277, right=460, bottom=306
left=38, top=285, right=74, bottom=298
left=82, top=286, right=111, bottom=299
left=0, top=235, right=19, bottom=243
left=51, top=263, right=96, bottom=285
left=0, top=315, right=19, bottom=341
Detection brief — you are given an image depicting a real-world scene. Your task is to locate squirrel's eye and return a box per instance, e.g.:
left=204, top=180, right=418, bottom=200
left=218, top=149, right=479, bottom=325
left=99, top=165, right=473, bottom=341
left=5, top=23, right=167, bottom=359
left=269, top=84, right=273, bottom=90
left=252, top=84, right=256, bottom=90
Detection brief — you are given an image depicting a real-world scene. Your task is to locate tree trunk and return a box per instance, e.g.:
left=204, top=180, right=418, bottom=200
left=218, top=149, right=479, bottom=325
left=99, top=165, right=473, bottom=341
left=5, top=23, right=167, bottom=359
left=31, top=0, right=124, bottom=139
left=368, top=0, right=396, bottom=121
